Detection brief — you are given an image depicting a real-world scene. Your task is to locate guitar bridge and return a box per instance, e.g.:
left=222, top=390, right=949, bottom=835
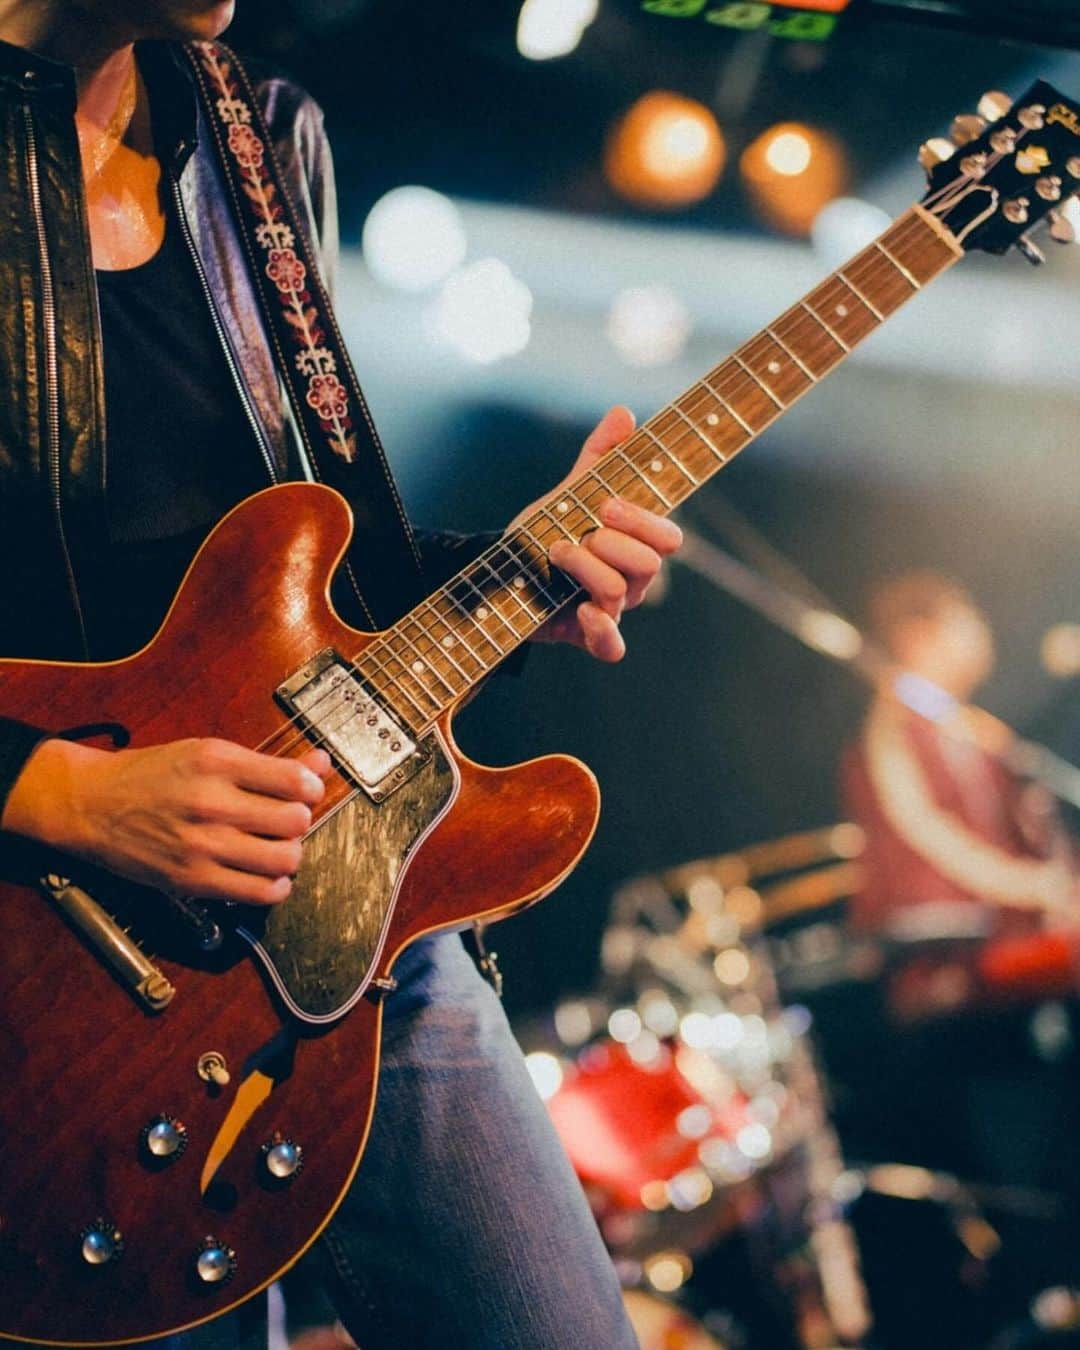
left=276, top=649, right=429, bottom=802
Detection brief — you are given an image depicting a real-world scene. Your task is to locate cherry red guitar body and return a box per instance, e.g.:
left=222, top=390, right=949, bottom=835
left=0, top=483, right=599, bottom=1346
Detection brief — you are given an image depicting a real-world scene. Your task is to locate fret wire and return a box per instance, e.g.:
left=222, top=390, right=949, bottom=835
left=473, top=553, right=544, bottom=630
left=800, top=301, right=850, bottom=352
left=537, top=503, right=578, bottom=541
left=385, top=626, right=459, bottom=699
left=764, top=327, right=817, bottom=382
left=410, top=604, right=476, bottom=684
left=424, top=596, right=491, bottom=674
left=608, top=445, right=672, bottom=509
left=732, top=354, right=784, bottom=409
left=873, top=240, right=920, bottom=288
left=700, top=375, right=754, bottom=436
left=439, top=585, right=507, bottom=663
left=497, top=536, right=563, bottom=610
left=351, top=638, right=433, bottom=724
left=455, top=568, right=521, bottom=645
left=360, top=646, right=441, bottom=724
left=486, top=542, right=559, bottom=622
left=667, top=407, right=716, bottom=477
left=835, top=270, right=885, bottom=321
left=638, top=424, right=700, bottom=489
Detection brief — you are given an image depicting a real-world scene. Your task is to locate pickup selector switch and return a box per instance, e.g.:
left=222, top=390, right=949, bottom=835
left=141, top=1114, right=188, bottom=1163
left=194, top=1236, right=237, bottom=1285
left=262, top=1133, right=303, bottom=1181
left=80, top=1219, right=123, bottom=1266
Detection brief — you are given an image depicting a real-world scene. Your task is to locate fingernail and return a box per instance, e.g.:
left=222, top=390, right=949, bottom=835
left=301, top=769, right=324, bottom=796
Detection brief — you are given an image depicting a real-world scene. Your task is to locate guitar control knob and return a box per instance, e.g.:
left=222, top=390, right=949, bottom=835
left=262, top=1134, right=303, bottom=1181
left=194, top=1236, right=237, bottom=1285
left=80, top=1219, right=123, bottom=1266
left=141, top=1114, right=188, bottom=1163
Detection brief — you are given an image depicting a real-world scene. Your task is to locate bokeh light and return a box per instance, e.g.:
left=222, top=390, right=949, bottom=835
left=429, top=258, right=533, bottom=364
left=362, top=186, right=467, bottom=293
left=517, top=0, right=598, bottom=61
left=741, top=122, right=849, bottom=236
left=606, top=91, right=726, bottom=209
left=524, top=1051, right=565, bottom=1101
left=606, top=284, right=692, bottom=367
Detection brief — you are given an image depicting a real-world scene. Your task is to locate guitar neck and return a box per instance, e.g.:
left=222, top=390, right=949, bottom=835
left=354, top=205, right=962, bottom=734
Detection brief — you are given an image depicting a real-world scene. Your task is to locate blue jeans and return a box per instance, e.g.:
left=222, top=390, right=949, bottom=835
left=149, top=933, right=637, bottom=1350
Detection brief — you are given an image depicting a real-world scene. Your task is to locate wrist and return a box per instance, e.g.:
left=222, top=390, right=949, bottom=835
left=0, top=738, right=104, bottom=853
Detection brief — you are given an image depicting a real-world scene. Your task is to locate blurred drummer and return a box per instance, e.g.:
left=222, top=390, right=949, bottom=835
left=842, top=571, right=1077, bottom=1007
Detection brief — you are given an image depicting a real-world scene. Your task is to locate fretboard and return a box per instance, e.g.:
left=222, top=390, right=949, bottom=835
left=352, top=206, right=961, bottom=734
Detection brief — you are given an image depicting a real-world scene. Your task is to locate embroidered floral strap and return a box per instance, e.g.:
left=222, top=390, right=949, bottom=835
left=183, top=40, right=425, bottom=629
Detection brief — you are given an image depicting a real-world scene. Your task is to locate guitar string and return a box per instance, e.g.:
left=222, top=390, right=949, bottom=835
left=247, top=206, right=948, bottom=780
left=248, top=205, right=945, bottom=773
left=243, top=201, right=961, bottom=783
left=242, top=157, right=1009, bottom=766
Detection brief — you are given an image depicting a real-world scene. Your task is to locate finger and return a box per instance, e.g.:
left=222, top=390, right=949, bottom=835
left=217, top=744, right=327, bottom=804
left=186, top=864, right=293, bottom=906
left=203, top=826, right=305, bottom=879
left=209, top=788, right=313, bottom=839
left=580, top=528, right=661, bottom=606
left=599, top=498, right=683, bottom=553
left=572, top=405, right=636, bottom=473
left=297, top=748, right=334, bottom=780
left=577, top=601, right=625, bottom=663
left=550, top=540, right=627, bottom=617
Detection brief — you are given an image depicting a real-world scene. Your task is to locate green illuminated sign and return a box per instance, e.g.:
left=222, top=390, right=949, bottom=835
left=641, top=0, right=843, bottom=40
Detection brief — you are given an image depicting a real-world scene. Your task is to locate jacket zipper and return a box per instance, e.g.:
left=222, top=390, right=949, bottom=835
left=169, top=173, right=279, bottom=485
left=24, top=106, right=91, bottom=659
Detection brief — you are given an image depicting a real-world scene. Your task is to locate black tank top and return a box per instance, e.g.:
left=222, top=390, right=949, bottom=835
left=87, top=193, right=265, bottom=659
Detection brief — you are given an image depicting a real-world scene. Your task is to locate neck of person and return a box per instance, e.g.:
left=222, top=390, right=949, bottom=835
left=0, top=4, right=137, bottom=124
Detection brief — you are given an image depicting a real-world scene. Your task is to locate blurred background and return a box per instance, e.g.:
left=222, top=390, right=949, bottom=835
left=225, top=0, right=1080, bottom=1013
left=220, top=4, right=1080, bottom=1345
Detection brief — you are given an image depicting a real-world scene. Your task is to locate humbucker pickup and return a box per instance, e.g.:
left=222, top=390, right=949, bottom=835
left=276, top=649, right=430, bottom=802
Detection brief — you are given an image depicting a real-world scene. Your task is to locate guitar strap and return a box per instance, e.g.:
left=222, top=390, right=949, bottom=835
left=181, top=40, right=426, bottom=631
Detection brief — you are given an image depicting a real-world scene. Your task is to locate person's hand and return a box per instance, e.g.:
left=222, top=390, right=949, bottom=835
left=516, top=406, right=682, bottom=662
left=1, top=737, right=333, bottom=905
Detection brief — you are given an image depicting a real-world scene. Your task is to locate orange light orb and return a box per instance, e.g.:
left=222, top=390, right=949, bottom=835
left=606, top=91, right=726, bottom=209
left=740, top=121, right=849, bottom=236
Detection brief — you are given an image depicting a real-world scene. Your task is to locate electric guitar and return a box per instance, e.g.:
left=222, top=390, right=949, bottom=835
left=1, top=82, right=1078, bottom=1346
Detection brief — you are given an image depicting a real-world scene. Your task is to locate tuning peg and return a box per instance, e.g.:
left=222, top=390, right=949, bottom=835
left=918, top=137, right=956, bottom=172
left=1049, top=209, right=1077, bottom=245
left=978, top=90, right=1013, bottom=122
left=1016, top=233, right=1046, bottom=266
left=949, top=114, right=986, bottom=147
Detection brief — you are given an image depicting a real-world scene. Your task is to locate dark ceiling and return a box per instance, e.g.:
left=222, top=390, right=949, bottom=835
left=225, top=1, right=1068, bottom=243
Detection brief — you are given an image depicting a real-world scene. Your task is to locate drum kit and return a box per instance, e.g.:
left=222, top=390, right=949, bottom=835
left=515, top=825, right=874, bottom=1349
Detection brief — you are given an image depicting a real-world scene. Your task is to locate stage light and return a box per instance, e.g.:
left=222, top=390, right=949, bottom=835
left=517, top=0, right=598, bottom=61
left=713, top=948, right=751, bottom=986
left=608, top=1008, right=643, bottom=1043
left=766, top=130, right=812, bottom=177
left=644, top=1250, right=692, bottom=1294
left=606, top=284, right=692, bottom=367
left=735, top=1122, right=772, bottom=1161
left=812, top=197, right=894, bottom=267
left=1041, top=622, right=1080, bottom=677
left=605, top=92, right=726, bottom=209
left=554, top=1000, right=594, bottom=1045
left=740, top=122, right=848, bottom=236
left=362, top=186, right=467, bottom=293
left=524, top=1051, right=565, bottom=1101
left=429, top=258, right=533, bottom=364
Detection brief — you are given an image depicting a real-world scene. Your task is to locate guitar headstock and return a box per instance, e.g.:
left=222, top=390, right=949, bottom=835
left=919, top=80, right=1080, bottom=261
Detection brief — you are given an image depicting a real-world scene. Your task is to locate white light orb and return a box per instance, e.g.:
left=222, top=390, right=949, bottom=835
left=517, top=0, right=598, bottom=61
left=765, top=131, right=812, bottom=177
left=430, top=258, right=533, bottom=364
left=524, top=1051, right=564, bottom=1101
left=811, top=196, right=894, bottom=268
left=607, top=284, right=692, bottom=368
left=362, top=186, right=467, bottom=294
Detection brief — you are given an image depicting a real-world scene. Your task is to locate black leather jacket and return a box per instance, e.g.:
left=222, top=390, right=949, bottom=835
left=0, top=39, right=494, bottom=811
